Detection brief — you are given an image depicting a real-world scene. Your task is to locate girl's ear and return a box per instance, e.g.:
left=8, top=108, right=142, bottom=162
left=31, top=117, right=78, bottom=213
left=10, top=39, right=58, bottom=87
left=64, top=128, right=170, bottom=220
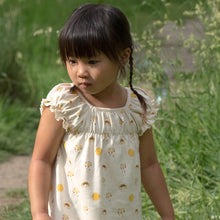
left=120, top=48, right=131, bottom=65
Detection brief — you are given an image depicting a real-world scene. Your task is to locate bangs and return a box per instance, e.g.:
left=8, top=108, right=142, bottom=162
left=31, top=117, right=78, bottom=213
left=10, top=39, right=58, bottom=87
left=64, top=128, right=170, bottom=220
left=59, top=4, right=132, bottom=64
left=62, top=28, right=109, bottom=59
left=59, top=11, right=118, bottom=63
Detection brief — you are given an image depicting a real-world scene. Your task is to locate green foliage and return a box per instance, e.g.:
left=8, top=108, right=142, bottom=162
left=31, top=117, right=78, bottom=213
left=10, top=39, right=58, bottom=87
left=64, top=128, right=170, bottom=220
left=132, top=0, right=220, bottom=218
left=0, top=6, right=28, bottom=102
left=154, top=82, right=219, bottom=218
left=145, top=0, right=219, bottom=218
left=0, top=189, right=31, bottom=220
left=0, top=98, right=39, bottom=161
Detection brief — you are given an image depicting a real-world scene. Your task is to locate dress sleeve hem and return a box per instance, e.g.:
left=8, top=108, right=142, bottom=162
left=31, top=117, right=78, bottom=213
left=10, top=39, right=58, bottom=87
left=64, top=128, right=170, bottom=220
left=40, top=99, right=70, bottom=132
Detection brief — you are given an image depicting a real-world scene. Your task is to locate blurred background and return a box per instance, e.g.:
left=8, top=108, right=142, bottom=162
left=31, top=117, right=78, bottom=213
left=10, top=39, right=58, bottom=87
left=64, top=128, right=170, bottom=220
left=0, top=0, right=219, bottom=219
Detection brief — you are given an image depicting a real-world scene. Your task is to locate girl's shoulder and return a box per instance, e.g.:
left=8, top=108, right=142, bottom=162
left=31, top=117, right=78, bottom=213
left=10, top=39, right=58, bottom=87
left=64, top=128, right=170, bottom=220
left=129, top=87, right=159, bottom=135
left=46, top=83, right=75, bottom=97
left=43, top=83, right=82, bottom=104
left=40, top=83, right=85, bottom=131
left=129, top=86, right=157, bottom=111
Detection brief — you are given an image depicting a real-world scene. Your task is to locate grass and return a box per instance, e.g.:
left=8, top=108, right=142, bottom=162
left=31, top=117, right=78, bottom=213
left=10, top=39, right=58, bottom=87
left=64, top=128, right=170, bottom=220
left=0, top=189, right=31, bottom=220
left=0, top=98, right=39, bottom=161
left=154, top=78, right=220, bottom=219
left=0, top=0, right=219, bottom=219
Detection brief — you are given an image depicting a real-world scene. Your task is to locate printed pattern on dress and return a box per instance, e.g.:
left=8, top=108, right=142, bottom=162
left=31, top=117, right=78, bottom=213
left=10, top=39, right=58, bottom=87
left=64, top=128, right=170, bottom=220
left=42, top=83, right=158, bottom=220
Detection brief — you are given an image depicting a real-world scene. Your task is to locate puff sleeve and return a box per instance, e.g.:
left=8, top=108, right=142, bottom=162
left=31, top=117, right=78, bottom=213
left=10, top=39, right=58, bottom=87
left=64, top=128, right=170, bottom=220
left=40, top=83, right=74, bottom=131
left=136, top=88, right=159, bottom=136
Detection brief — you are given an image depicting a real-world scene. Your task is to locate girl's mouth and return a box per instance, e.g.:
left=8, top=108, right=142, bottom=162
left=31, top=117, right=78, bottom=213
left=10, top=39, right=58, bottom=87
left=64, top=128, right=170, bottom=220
left=79, top=82, right=91, bottom=88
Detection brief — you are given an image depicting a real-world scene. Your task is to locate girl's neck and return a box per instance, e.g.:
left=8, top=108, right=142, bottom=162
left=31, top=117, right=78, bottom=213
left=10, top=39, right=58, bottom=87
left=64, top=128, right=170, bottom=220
left=79, top=84, right=127, bottom=109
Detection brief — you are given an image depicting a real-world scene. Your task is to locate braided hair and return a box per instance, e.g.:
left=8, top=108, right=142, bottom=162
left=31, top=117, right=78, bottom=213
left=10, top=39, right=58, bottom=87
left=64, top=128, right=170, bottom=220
left=129, top=49, right=147, bottom=117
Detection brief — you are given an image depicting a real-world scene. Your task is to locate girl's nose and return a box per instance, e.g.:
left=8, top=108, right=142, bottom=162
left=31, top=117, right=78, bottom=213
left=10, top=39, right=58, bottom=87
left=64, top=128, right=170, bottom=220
left=78, top=63, right=89, bottom=78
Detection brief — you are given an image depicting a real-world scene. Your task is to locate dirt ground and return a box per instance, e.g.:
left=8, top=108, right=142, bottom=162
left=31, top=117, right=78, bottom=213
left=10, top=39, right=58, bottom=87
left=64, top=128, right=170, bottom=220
left=0, top=18, right=204, bottom=210
left=0, top=155, right=31, bottom=208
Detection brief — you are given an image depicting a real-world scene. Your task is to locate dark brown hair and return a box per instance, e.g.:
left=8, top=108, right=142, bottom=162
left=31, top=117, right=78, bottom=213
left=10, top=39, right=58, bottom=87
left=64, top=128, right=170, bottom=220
left=59, top=3, right=146, bottom=115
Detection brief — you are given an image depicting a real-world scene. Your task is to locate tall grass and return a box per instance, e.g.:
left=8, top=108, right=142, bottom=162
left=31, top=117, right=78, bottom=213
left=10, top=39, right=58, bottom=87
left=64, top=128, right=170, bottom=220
left=141, top=0, right=219, bottom=218
left=153, top=77, right=219, bottom=219
left=0, top=0, right=219, bottom=219
left=0, top=98, right=39, bottom=161
left=0, top=5, right=27, bottom=101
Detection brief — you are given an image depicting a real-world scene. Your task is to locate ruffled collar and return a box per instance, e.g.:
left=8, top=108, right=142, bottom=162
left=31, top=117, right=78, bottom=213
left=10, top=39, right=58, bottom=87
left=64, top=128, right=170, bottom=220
left=74, top=84, right=131, bottom=112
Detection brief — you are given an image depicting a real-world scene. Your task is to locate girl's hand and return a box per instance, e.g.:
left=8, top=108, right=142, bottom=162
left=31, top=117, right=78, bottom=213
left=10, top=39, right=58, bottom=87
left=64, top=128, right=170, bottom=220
left=33, top=213, right=52, bottom=220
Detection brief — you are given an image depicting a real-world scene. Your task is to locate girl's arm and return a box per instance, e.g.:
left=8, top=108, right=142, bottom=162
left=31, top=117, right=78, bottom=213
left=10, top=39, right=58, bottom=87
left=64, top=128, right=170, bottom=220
left=29, top=108, right=65, bottom=220
left=139, top=128, right=175, bottom=220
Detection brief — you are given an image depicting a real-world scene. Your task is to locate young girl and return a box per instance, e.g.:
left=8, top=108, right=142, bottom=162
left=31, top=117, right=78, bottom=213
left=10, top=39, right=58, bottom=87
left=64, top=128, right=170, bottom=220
left=29, top=3, right=175, bottom=220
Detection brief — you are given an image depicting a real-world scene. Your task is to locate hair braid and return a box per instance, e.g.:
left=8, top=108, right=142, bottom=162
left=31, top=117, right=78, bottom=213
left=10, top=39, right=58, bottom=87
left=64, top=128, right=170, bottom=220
left=129, top=51, right=147, bottom=118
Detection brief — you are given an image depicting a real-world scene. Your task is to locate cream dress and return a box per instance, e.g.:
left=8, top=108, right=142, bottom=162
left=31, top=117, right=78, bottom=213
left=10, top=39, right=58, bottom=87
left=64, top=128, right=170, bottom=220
left=40, top=83, right=157, bottom=220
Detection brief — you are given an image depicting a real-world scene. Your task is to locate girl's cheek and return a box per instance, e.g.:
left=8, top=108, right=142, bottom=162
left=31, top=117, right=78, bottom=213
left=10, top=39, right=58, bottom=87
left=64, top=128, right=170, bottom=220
left=66, top=62, right=74, bottom=71
left=68, top=73, right=75, bottom=81
left=66, top=68, right=73, bottom=80
left=67, top=66, right=75, bottom=77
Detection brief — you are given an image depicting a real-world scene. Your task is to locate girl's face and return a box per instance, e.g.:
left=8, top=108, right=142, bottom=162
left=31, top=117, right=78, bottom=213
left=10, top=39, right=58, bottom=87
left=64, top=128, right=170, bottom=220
left=66, top=52, right=121, bottom=97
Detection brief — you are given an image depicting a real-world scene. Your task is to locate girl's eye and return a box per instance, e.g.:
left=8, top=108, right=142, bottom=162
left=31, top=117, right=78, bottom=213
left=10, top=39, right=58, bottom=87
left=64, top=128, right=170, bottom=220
left=88, top=60, right=98, bottom=65
left=68, top=59, right=76, bottom=65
